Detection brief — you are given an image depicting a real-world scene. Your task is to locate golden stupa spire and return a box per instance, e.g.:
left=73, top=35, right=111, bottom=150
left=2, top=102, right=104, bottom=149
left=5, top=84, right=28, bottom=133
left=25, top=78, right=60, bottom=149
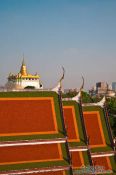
left=22, top=54, right=25, bottom=65
left=20, top=55, right=27, bottom=76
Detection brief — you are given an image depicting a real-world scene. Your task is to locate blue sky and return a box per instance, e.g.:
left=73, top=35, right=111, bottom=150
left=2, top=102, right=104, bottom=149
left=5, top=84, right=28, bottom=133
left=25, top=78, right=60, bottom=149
left=0, top=0, right=116, bottom=89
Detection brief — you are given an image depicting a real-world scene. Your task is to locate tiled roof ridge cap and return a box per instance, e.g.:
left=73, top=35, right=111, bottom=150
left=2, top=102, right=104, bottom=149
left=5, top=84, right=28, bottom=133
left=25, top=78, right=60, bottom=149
left=91, top=151, right=115, bottom=157
left=0, top=166, right=70, bottom=175
left=0, top=138, right=67, bottom=147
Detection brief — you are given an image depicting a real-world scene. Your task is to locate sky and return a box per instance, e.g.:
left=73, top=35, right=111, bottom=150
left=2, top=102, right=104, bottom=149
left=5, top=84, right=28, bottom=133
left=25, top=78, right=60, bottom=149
left=0, top=0, right=116, bottom=90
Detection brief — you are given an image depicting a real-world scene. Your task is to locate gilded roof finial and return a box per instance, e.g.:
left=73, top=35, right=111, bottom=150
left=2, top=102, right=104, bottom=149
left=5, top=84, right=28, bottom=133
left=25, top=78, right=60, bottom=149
left=20, top=54, right=27, bottom=76
left=22, top=53, right=25, bottom=66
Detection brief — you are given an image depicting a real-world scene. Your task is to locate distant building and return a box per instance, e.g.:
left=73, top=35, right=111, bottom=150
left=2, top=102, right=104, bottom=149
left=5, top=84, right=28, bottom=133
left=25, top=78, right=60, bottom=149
left=96, top=82, right=108, bottom=95
left=64, top=88, right=79, bottom=94
left=112, top=82, right=116, bottom=91
left=96, top=82, right=107, bottom=89
left=107, top=90, right=115, bottom=97
left=89, top=82, right=115, bottom=97
left=5, top=59, right=43, bottom=90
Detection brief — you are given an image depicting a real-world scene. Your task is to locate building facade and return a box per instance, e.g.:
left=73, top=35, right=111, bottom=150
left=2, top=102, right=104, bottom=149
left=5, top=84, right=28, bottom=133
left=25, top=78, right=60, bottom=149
left=96, top=82, right=108, bottom=95
left=112, top=82, right=116, bottom=91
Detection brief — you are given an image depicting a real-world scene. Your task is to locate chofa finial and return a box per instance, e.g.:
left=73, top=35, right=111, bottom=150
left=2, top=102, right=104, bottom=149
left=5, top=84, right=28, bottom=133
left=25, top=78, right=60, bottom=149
left=95, top=96, right=106, bottom=108
left=82, top=96, right=106, bottom=108
left=59, top=66, right=65, bottom=89
left=72, top=76, right=84, bottom=102
left=52, top=66, right=65, bottom=93
left=80, top=76, right=84, bottom=91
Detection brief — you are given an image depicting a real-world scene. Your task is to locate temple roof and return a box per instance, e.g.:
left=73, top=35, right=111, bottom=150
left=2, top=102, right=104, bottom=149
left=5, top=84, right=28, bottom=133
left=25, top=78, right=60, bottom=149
left=8, top=59, right=40, bottom=79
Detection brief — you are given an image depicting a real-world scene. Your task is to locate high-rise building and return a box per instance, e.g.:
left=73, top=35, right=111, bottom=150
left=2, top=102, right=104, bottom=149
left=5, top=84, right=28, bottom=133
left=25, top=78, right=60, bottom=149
left=96, top=82, right=107, bottom=89
left=96, top=82, right=108, bottom=95
left=112, top=82, right=116, bottom=91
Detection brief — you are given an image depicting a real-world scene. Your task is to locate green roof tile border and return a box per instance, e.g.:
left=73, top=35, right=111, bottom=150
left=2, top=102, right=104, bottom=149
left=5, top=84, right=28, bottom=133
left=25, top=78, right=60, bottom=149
left=0, top=143, right=69, bottom=172
left=72, top=151, right=91, bottom=173
left=0, top=91, right=65, bottom=142
left=63, top=101, right=86, bottom=147
left=90, top=155, right=116, bottom=174
left=109, top=155, right=116, bottom=173
left=82, top=106, right=113, bottom=152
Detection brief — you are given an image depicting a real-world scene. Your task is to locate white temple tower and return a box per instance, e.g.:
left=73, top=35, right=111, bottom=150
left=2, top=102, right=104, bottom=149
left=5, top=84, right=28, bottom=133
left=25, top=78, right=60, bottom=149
left=6, top=59, right=43, bottom=90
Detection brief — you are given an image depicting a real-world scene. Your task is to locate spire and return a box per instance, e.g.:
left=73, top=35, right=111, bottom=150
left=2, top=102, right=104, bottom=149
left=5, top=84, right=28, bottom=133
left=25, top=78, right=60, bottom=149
left=22, top=54, right=25, bottom=66
left=20, top=55, right=27, bottom=76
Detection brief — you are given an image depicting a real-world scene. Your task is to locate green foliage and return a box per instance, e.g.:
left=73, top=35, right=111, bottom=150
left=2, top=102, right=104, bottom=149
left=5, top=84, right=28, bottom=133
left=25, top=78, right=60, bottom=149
left=62, top=91, right=93, bottom=103
left=107, top=98, right=116, bottom=137
left=107, top=98, right=116, bottom=114
left=81, top=91, right=93, bottom=103
left=109, top=115, right=116, bottom=137
left=62, top=91, right=77, bottom=98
